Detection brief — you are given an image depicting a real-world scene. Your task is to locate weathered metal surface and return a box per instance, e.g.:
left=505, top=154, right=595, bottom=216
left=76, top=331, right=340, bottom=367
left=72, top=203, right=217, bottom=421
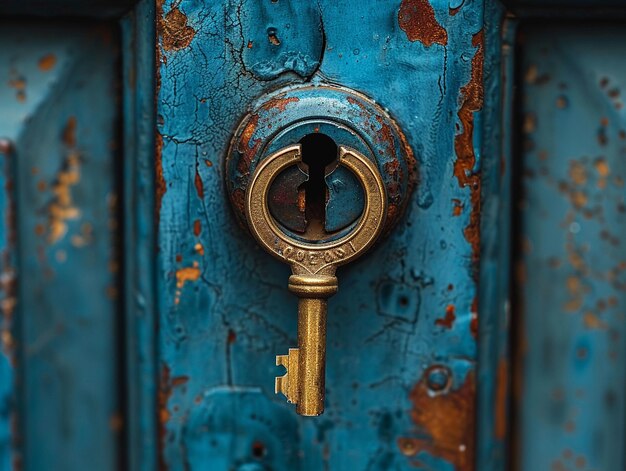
left=515, top=23, right=626, bottom=471
left=476, top=2, right=512, bottom=470
left=156, top=0, right=492, bottom=469
left=0, top=22, right=123, bottom=471
left=121, top=1, right=159, bottom=470
left=0, top=140, right=17, bottom=471
left=225, top=84, right=416, bottom=239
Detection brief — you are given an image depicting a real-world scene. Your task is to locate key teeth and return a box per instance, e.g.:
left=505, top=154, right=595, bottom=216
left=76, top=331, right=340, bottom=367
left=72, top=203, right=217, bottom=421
left=276, top=354, right=288, bottom=368
left=275, top=348, right=299, bottom=404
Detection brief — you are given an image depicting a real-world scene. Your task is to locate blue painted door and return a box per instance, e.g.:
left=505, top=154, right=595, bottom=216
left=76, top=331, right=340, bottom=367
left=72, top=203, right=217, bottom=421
left=0, top=1, right=625, bottom=471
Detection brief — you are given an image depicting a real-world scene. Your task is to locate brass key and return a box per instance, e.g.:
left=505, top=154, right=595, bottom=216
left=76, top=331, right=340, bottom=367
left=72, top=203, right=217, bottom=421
left=245, top=144, right=387, bottom=416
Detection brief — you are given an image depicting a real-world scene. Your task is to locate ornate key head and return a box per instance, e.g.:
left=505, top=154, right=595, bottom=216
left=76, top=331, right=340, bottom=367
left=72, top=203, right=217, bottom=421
left=245, top=144, right=388, bottom=277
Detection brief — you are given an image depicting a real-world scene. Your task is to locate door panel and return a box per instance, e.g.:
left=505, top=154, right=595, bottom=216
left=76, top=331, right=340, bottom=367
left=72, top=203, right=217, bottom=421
left=0, top=22, right=123, bottom=471
left=156, top=1, right=492, bottom=469
left=515, top=23, right=626, bottom=471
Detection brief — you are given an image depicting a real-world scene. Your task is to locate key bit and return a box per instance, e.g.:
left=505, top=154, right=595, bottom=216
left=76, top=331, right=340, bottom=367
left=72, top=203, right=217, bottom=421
left=245, top=144, right=387, bottom=416
left=276, top=348, right=299, bottom=405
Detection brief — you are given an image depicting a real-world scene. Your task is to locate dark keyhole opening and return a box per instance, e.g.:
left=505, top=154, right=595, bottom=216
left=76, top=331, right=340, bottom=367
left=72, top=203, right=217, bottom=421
left=299, top=133, right=338, bottom=238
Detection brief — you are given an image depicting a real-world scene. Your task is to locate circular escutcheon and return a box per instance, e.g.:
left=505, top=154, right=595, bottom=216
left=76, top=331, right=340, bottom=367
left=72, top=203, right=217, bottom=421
left=225, top=83, right=416, bottom=240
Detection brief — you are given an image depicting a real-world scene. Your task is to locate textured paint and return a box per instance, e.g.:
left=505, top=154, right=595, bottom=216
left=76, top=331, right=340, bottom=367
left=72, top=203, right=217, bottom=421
left=121, top=2, right=159, bottom=470
left=0, top=22, right=123, bottom=471
left=398, top=0, right=448, bottom=47
left=476, top=4, right=512, bottom=471
left=515, top=23, right=626, bottom=471
left=156, top=0, right=487, bottom=469
left=0, top=140, right=17, bottom=471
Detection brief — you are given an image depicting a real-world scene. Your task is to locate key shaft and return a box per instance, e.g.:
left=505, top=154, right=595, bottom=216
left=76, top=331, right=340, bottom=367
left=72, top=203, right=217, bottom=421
left=288, top=274, right=337, bottom=416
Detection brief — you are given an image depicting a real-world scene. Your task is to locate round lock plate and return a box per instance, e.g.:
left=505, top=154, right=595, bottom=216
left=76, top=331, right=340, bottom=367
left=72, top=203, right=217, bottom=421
left=225, top=83, right=416, bottom=241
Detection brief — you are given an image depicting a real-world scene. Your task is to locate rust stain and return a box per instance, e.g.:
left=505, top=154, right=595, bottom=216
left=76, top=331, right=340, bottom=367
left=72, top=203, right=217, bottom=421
left=523, top=113, right=536, bottom=134
left=268, top=30, right=281, bottom=46
left=63, top=116, right=77, bottom=147
left=47, top=118, right=81, bottom=244
left=494, top=359, right=508, bottom=439
left=583, top=312, right=607, bottom=330
left=193, top=219, right=202, bottom=236
left=8, top=75, right=26, bottom=102
left=398, top=0, right=448, bottom=47
left=159, top=6, right=196, bottom=52
left=176, top=264, right=201, bottom=289
left=594, top=156, right=609, bottom=179
left=194, top=167, right=204, bottom=199
left=452, top=198, right=463, bottom=216
left=569, top=190, right=587, bottom=209
left=470, top=297, right=478, bottom=339
left=569, top=161, right=587, bottom=186
left=435, top=304, right=456, bottom=329
left=453, top=30, right=483, bottom=269
left=38, top=53, right=57, bottom=72
left=194, top=243, right=204, bottom=256
left=0, top=140, right=16, bottom=358
left=261, top=95, right=299, bottom=113
left=236, top=114, right=261, bottom=178
left=158, top=365, right=189, bottom=469
left=401, top=372, right=475, bottom=470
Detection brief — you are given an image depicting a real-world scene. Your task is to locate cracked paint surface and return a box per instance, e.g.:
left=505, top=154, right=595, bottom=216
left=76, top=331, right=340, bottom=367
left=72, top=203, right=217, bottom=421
left=156, top=0, right=488, bottom=469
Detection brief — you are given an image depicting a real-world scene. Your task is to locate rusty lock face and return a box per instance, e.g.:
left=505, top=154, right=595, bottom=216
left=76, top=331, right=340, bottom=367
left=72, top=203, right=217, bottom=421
left=225, top=83, right=416, bottom=242
left=225, top=83, right=415, bottom=416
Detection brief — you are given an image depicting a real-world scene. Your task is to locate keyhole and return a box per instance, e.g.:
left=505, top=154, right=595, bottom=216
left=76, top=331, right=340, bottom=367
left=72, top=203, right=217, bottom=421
left=299, top=133, right=338, bottom=239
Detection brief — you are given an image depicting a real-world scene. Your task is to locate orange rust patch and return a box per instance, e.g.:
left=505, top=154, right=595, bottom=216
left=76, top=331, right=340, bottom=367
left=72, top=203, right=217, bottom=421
left=194, top=167, right=204, bottom=199
left=237, top=114, right=262, bottom=178
left=47, top=119, right=82, bottom=244
left=193, top=219, right=202, bottom=236
left=452, top=198, right=464, bottom=216
left=435, top=304, right=456, bottom=329
left=583, top=312, right=607, bottom=330
left=38, top=53, right=57, bottom=71
left=594, top=157, right=609, bottom=178
left=268, top=30, right=281, bottom=46
left=403, top=372, right=475, bottom=470
left=176, top=265, right=201, bottom=289
left=159, top=6, right=196, bottom=51
left=494, top=359, right=509, bottom=439
left=398, top=0, right=448, bottom=47
left=8, top=78, right=25, bottom=91
left=63, top=116, right=77, bottom=147
left=261, top=96, right=299, bottom=113
left=158, top=365, right=189, bottom=469
left=453, top=30, right=484, bottom=267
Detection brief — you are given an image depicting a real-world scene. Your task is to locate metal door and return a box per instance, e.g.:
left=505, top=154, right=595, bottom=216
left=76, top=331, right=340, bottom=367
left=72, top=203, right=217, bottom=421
left=0, top=1, right=624, bottom=471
